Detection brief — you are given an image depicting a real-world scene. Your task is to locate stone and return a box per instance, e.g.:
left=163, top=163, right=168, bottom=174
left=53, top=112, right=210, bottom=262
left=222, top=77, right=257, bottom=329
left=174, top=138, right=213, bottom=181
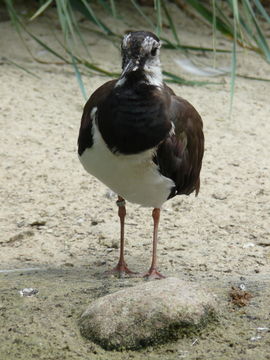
left=79, top=277, right=217, bottom=350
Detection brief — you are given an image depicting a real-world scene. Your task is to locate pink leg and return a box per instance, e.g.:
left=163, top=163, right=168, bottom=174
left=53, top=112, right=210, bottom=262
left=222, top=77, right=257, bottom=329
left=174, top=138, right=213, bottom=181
left=143, top=208, right=165, bottom=279
left=105, top=196, right=137, bottom=278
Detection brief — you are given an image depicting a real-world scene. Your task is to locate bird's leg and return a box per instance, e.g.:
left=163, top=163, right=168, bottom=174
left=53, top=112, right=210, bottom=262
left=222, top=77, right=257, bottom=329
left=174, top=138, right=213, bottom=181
left=143, top=208, right=165, bottom=279
left=105, top=196, right=137, bottom=278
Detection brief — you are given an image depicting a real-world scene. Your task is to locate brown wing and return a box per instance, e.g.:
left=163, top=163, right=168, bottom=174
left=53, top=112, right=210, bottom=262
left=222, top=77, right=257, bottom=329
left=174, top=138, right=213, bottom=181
left=155, top=84, right=204, bottom=197
left=78, top=79, right=117, bottom=156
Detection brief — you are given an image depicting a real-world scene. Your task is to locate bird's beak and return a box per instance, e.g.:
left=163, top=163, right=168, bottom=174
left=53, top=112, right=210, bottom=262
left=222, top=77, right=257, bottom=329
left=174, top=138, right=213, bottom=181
left=121, top=58, right=139, bottom=78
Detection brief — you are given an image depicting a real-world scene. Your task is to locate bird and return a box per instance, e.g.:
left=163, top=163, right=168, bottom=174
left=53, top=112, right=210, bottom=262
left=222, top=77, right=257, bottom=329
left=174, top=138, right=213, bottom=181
left=78, top=31, right=204, bottom=279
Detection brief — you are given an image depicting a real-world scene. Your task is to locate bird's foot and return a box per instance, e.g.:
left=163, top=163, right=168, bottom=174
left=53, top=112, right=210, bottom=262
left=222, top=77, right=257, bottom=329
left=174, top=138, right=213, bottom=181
left=105, top=262, right=138, bottom=278
left=142, top=267, right=166, bottom=280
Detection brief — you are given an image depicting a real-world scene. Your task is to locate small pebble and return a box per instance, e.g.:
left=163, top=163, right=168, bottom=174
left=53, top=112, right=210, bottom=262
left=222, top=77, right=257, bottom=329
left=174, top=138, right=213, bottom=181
left=257, top=327, right=269, bottom=332
left=16, top=221, right=25, bottom=228
left=212, top=192, right=228, bottom=200
left=243, top=243, right=255, bottom=248
left=30, top=220, right=46, bottom=227
left=250, top=336, right=261, bottom=341
left=238, top=283, right=246, bottom=291
left=105, top=190, right=116, bottom=199
left=19, top=288, right=39, bottom=297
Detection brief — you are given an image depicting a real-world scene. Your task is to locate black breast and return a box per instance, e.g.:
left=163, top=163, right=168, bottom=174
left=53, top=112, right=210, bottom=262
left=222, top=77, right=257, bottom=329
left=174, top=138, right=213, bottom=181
left=97, top=81, right=172, bottom=155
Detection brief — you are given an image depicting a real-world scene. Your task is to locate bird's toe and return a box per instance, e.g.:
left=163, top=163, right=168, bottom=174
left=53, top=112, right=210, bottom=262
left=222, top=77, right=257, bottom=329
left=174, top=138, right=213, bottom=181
left=104, top=262, right=138, bottom=278
left=142, top=268, right=166, bottom=280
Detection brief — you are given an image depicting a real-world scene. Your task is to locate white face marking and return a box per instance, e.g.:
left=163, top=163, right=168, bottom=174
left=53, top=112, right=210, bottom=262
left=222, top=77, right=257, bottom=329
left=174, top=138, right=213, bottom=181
left=142, top=37, right=163, bottom=88
left=142, top=36, right=160, bottom=53
left=122, top=33, right=131, bottom=48
left=79, top=122, right=174, bottom=208
left=143, top=61, right=163, bottom=88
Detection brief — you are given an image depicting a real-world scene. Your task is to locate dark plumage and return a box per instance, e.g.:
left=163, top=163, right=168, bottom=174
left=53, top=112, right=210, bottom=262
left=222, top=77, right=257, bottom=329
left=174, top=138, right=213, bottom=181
left=78, top=31, right=204, bottom=279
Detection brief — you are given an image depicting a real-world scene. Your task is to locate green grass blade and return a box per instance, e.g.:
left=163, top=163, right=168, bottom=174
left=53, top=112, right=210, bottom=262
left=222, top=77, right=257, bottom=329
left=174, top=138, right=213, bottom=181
left=66, top=0, right=91, bottom=57
left=241, top=0, right=270, bottom=62
left=229, top=8, right=237, bottom=117
left=161, top=37, right=231, bottom=53
left=184, top=0, right=233, bottom=37
left=230, top=0, right=239, bottom=23
left=25, top=27, right=68, bottom=62
left=5, top=0, right=22, bottom=32
left=253, top=0, right=270, bottom=23
left=4, top=57, right=40, bottom=78
left=69, top=0, right=114, bottom=35
left=215, top=2, right=234, bottom=31
left=96, top=0, right=112, bottom=13
left=57, top=0, right=84, bottom=46
left=110, top=0, right=117, bottom=18
left=161, top=0, right=180, bottom=45
left=5, top=0, right=68, bottom=62
left=71, top=55, right=87, bottom=100
left=163, top=70, right=221, bottom=86
left=155, top=0, right=162, bottom=36
left=130, top=0, right=155, bottom=29
left=30, top=0, right=53, bottom=21
left=237, top=74, right=270, bottom=82
left=73, top=13, right=91, bottom=57
left=212, top=0, right=217, bottom=67
left=76, top=57, right=120, bottom=77
left=80, top=0, right=111, bottom=33
left=55, top=0, right=73, bottom=42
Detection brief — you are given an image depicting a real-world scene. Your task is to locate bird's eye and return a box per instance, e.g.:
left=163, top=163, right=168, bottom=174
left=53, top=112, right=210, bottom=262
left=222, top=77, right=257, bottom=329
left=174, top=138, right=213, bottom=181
left=151, top=47, right=157, bottom=56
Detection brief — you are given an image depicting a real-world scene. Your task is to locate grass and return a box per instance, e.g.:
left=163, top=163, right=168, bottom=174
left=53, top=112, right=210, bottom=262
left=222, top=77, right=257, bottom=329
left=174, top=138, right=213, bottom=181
left=3, top=0, right=270, bottom=106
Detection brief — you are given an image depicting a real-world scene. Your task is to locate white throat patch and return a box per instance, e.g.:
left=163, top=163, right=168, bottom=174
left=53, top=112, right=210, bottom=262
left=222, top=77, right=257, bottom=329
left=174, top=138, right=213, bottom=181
left=143, top=59, right=163, bottom=88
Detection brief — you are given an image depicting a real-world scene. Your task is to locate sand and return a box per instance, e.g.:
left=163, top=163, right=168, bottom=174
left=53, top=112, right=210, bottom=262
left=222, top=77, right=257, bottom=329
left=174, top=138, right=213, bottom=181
left=0, top=2, right=270, bottom=359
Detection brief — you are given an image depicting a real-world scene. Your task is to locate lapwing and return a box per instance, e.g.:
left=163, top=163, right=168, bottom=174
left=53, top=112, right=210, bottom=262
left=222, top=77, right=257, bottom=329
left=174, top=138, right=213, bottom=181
left=78, top=31, right=204, bottom=279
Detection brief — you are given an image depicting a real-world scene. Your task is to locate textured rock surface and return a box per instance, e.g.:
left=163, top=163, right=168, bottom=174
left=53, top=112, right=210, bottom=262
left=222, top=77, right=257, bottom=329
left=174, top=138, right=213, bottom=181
left=79, top=277, right=217, bottom=350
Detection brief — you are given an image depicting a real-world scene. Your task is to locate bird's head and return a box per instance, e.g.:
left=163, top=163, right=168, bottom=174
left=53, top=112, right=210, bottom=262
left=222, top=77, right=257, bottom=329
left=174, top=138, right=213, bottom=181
left=119, top=31, right=162, bottom=87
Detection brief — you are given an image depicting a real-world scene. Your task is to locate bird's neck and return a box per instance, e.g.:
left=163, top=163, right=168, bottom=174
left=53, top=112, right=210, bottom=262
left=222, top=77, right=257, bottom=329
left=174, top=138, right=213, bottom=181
left=116, top=63, right=163, bottom=89
left=143, top=62, right=163, bottom=88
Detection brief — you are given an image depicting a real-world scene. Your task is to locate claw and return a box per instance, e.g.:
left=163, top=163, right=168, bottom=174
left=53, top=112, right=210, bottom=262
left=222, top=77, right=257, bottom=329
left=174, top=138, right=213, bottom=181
left=105, top=262, right=138, bottom=278
left=142, top=267, right=166, bottom=280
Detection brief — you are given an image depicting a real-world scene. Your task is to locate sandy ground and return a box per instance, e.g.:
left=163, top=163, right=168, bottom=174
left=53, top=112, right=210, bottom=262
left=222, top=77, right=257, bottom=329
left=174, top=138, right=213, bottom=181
left=0, top=2, right=270, bottom=359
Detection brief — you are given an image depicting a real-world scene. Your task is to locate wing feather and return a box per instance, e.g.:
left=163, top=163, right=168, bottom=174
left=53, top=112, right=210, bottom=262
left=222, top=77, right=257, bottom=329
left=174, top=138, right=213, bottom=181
left=78, top=80, right=117, bottom=156
left=155, top=84, right=204, bottom=197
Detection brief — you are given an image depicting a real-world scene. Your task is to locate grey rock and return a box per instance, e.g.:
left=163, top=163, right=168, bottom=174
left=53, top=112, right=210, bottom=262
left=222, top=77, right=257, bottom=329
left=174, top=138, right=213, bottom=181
left=79, top=277, right=217, bottom=350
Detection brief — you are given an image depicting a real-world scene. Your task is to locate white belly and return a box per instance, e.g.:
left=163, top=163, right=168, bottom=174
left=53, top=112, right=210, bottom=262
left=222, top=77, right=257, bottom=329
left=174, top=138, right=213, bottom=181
left=79, top=122, right=174, bottom=208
